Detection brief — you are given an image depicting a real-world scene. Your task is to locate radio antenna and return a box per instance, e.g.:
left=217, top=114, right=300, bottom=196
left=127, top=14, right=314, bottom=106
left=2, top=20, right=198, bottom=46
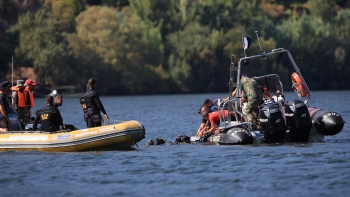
left=255, top=31, right=267, bottom=59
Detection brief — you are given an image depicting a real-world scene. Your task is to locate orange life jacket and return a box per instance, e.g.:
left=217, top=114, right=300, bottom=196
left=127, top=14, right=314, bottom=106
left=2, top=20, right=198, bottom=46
left=10, top=86, right=27, bottom=108
left=24, top=86, right=35, bottom=107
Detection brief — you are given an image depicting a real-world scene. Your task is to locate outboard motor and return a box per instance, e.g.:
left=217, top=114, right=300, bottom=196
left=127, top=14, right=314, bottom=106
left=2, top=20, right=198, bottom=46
left=218, top=126, right=253, bottom=145
left=259, top=103, right=286, bottom=143
left=285, top=100, right=312, bottom=142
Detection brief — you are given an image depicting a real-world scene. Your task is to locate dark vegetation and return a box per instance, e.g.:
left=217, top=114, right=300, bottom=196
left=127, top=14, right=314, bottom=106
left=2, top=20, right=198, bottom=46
left=1, top=0, right=349, bottom=95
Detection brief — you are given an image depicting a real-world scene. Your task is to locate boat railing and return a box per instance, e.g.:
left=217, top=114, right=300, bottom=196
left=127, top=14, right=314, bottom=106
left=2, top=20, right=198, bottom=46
left=236, top=48, right=312, bottom=105
left=103, top=119, right=129, bottom=126
left=217, top=98, right=249, bottom=129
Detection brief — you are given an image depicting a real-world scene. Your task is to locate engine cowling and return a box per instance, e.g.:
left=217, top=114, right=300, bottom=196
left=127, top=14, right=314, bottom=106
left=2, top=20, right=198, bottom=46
left=259, top=103, right=286, bottom=143
left=285, top=100, right=312, bottom=142
left=218, top=126, right=253, bottom=145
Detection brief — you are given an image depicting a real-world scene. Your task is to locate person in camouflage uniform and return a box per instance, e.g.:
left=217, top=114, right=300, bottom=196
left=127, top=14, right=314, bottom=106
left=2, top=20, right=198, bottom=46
left=231, top=73, right=263, bottom=129
left=11, top=80, right=30, bottom=129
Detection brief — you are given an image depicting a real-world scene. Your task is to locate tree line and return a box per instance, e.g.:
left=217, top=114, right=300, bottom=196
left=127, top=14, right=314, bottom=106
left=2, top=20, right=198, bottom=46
left=1, top=0, right=349, bottom=95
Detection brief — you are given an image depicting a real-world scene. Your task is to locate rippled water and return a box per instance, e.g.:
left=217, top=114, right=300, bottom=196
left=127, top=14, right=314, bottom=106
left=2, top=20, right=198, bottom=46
left=1, top=91, right=349, bottom=197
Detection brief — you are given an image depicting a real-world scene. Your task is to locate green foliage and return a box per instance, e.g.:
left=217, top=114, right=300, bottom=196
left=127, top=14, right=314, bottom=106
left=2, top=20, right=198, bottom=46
left=51, top=0, right=85, bottom=20
left=274, top=14, right=333, bottom=89
left=276, top=14, right=329, bottom=52
left=85, top=0, right=129, bottom=7
left=0, top=0, right=18, bottom=21
left=9, top=8, right=75, bottom=85
left=2, top=0, right=350, bottom=93
left=68, top=6, right=167, bottom=94
left=331, top=9, right=350, bottom=41
left=307, top=0, right=337, bottom=22
left=0, top=42, right=11, bottom=77
left=130, top=0, right=201, bottom=42
left=313, top=35, right=350, bottom=89
left=167, top=22, right=223, bottom=92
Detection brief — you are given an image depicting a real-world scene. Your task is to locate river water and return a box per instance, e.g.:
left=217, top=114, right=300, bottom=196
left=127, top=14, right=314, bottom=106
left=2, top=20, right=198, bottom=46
left=1, top=91, right=349, bottom=197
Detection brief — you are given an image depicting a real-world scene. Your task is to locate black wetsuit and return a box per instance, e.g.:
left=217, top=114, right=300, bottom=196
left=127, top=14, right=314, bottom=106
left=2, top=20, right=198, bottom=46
left=32, top=105, right=63, bottom=132
left=53, top=103, right=60, bottom=109
left=0, top=93, right=11, bottom=129
left=80, top=88, right=107, bottom=128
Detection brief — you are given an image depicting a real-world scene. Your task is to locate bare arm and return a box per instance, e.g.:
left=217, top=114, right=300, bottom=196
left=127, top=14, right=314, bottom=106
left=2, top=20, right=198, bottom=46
left=195, top=123, right=206, bottom=137
left=231, top=88, right=237, bottom=97
left=196, top=121, right=210, bottom=137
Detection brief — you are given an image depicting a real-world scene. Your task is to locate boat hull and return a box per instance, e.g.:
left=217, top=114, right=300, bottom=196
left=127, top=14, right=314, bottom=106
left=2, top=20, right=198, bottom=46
left=0, top=120, right=145, bottom=152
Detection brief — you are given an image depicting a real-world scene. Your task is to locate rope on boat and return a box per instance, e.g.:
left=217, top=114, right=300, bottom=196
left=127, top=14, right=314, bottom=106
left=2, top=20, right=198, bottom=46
left=103, top=119, right=130, bottom=126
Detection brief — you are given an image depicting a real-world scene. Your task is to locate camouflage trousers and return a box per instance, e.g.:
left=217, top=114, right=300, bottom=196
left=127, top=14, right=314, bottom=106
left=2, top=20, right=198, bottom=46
left=16, top=108, right=29, bottom=128
left=244, top=96, right=262, bottom=126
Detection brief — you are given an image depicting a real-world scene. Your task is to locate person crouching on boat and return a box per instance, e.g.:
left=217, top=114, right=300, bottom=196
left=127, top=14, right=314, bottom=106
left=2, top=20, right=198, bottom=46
left=231, top=73, right=273, bottom=129
left=196, top=98, right=229, bottom=137
left=0, top=81, right=11, bottom=132
left=197, top=106, right=233, bottom=137
left=80, top=78, right=109, bottom=128
left=32, top=95, right=63, bottom=132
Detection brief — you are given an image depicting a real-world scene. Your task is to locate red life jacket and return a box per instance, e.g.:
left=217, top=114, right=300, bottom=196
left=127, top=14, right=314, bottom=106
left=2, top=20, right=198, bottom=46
left=24, top=86, right=35, bottom=107
left=10, top=86, right=27, bottom=108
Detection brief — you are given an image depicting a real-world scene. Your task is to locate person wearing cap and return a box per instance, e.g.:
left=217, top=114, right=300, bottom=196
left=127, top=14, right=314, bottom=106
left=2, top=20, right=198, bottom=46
left=32, top=95, right=63, bottom=132
left=231, top=73, right=273, bottom=129
left=10, top=80, right=29, bottom=129
left=0, top=81, right=11, bottom=132
left=79, top=78, right=109, bottom=128
left=24, top=79, right=36, bottom=117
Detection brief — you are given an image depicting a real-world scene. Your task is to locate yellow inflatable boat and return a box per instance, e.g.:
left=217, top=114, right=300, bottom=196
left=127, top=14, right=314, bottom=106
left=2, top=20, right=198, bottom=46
left=0, top=120, right=145, bottom=152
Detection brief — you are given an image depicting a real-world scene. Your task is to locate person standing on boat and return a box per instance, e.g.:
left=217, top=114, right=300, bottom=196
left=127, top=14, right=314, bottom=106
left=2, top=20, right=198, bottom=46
left=54, top=94, right=63, bottom=109
left=24, top=79, right=36, bottom=119
left=231, top=73, right=273, bottom=129
left=80, top=78, right=109, bottom=128
left=10, top=80, right=29, bottom=129
left=32, top=95, right=63, bottom=132
left=0, top=81, right=12, bottom=132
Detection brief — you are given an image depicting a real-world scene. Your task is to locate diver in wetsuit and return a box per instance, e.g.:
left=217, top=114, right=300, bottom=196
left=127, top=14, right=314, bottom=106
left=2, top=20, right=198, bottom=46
left=32, top=95, right=63, bottom=132
left=80, top=78, right=109, bottom=128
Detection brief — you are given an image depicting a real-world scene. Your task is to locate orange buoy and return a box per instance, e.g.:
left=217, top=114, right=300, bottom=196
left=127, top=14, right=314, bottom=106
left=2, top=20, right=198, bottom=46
left=291, top=72, right=309, bottom=97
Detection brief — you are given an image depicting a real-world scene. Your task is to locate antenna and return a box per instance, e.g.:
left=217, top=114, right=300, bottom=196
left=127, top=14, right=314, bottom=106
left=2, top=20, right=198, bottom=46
left=12, top=56, right=14, bottom=103
left=255, top=31, right=267, bottom=59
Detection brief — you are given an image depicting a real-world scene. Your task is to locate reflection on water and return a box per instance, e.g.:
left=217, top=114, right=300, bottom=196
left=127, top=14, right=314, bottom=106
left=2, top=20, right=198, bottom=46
left=1, top=91, right=349, bottom=197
